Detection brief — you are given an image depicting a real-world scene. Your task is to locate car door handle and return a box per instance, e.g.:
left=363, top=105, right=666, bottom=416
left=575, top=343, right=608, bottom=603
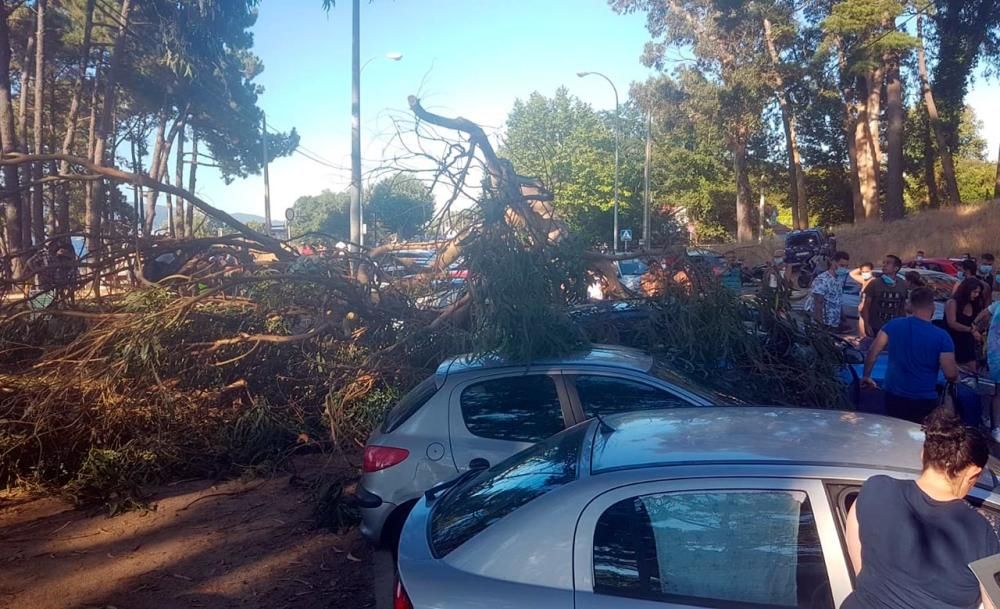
left=469, top=457, right=490, bottom=471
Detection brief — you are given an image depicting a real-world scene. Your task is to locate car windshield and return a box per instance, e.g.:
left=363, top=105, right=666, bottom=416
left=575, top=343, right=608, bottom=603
left=429, top=423, right=587, bottom=557
left=618, top=260, right=648, bottom=276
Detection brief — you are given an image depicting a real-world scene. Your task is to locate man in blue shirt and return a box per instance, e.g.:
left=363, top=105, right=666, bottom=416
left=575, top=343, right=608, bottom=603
left=862, top=286, right=960, bottom=423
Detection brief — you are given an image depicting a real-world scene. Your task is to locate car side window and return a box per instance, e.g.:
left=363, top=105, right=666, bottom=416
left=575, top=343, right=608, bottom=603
left=460, top=375, right=565, bottom=443
left=575, top=375, right=691, bottom=417
left=593, top=490, right=834, bottom=609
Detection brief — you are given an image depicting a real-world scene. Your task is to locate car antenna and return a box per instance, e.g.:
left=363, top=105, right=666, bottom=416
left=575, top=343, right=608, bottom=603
left=594, top=413, right=616, bottom=433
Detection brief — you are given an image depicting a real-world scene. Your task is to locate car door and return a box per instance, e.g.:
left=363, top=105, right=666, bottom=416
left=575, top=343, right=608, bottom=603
left=573, top=477, right=853, bottom=609
left=562, top=371, right=708, bottom=423
left=448, top=371, right=573, bottom=473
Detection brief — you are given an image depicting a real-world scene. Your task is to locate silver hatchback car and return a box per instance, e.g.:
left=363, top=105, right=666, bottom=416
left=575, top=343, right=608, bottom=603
left=394, top=408, right=1000, bottom=609
left=355, top=345, right=736, bottom=548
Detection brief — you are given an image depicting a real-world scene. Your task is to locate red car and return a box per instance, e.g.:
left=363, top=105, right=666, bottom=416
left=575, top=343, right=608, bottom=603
left=904, top=257, right=959, bottom=276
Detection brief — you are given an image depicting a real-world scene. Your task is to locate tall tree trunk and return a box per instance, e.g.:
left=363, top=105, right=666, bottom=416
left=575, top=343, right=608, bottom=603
left=16, top=34, right=31, bottom=248
left=732, top=127, right=754, bottom=242
left=30, top=0, right=45, bottom=247
left=923, top=113, right=940, bottom=208
left=763, top=17, right=808, bottom=230
left=84, top=72, right=98, bottom=270
left=0, top=2, right=24, bottom=277
left=88, top=0, right=131, bottom=263
left=917, top=15, right=961, bottom=207
left=174, top=123, right=185, bottom=237
left=143, top=112, right=185, bottom=234
left=186, top=134, right=197, bottom=237
left=57, top=0, right=96, bottom=238
left=884, top=50, right=905, bottom=220
left=854, top=100, right=879, bottom=222
left=862, top=67, right=883, bottom=221
left=165, top=167, right=173, bottom=238
left=845, top=115, right=864, bottom=222
left=143, top=111, right=166, bottom=234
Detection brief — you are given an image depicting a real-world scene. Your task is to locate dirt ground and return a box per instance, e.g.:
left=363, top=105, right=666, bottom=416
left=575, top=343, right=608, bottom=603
left=0, top=454, right=374, bottom=609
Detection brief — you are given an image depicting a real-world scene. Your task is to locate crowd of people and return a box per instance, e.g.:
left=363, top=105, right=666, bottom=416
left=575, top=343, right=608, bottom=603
left=766, top=248, right=1000, bottom=440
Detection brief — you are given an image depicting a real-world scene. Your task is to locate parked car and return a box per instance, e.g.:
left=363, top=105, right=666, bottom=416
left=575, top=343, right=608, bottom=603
left=785, top=229, right=836, bottom=287
left=905, top=257, right=959, bottom=276
left=615, top=259, right=648, bottom=291
left=394, top=407, right=1000, bottom=609
left=354, top=345, right=739, bottom=549
left=841, top=268, right=956, bottom=322
left=685, top=247, right=726, bottom=275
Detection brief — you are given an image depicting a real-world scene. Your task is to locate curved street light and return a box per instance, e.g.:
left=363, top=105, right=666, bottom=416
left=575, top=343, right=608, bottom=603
left=578, top=70, right=621, bottom=252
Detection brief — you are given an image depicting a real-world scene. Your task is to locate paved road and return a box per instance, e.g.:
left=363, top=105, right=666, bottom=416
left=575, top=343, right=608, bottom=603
left=373, top=550, right=394, bottom=609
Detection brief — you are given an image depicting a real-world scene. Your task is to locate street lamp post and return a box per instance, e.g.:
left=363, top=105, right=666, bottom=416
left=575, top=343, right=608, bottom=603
left=577, top=71, right=620, bottom=252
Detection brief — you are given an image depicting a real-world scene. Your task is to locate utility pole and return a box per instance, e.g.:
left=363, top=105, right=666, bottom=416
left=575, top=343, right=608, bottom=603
left=643, top=109, right=652, bottom=249
left=262, top=113, right=272, bottom=236
left=349, top=0, right=362, bottom=251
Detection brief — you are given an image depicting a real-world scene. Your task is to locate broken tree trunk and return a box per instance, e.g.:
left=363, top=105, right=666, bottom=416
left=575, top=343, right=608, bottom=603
left=918, top=15, right=961, bottom=207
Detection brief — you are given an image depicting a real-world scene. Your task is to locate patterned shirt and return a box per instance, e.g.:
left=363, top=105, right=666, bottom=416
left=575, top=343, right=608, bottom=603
left=804, top=271, right=844, bottom=328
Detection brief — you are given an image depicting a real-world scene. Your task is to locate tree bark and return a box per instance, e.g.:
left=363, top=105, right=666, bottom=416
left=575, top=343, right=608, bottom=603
left=174, top=123, right=185, bottom=237
left=884, top=50, right=905, bottom=220
left=165, top=169, right=173, bottom=238
left=30, top=0, right=46, bottom=246
left=0, top=2, right=23, bottom=276
left=83, top=74, right=97, bottom=246
left=143, top=111, right=166, bottom=234
left=16, top=34, right=31, bottom=247
left=732, top=126, right=754, bottom=242
left=144, top=112, right=185, bottom=234
left=844, top=115, right=864, bottom=223
left=923, top=113, right=940, bottom=208
left=854, top=99, right=879, bottom=222
left=763, top=17, right=808, bottom=230
left=917, top=16, right=961, bottom=207
left=88, top=0, right=131, bottom=261
left=186, top=134, right=197, bottom=237
left=57, top=0, right=96, bottom=238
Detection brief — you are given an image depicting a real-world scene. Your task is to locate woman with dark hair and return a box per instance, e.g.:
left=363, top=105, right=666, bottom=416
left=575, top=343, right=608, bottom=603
left=946, top=277, right=985, bottom=371
left=843, top=409, right=998, bottom=609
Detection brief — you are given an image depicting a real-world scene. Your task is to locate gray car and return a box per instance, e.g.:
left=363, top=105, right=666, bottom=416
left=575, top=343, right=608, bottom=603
left=355, top=345, right=737, bottom=548
left=394, top=408, right=1000, bottom=608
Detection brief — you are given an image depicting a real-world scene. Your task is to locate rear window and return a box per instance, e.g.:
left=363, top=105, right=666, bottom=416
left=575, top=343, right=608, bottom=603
left=618, top=260, right=648, bottom=276
left=382, top=376, right=438, bottom=433
left=429, top=424, right=586, bottom=557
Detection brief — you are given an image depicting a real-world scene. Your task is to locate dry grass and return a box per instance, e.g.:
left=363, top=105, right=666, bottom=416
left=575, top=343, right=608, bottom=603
left=731, top=201, right=1000, bottom=265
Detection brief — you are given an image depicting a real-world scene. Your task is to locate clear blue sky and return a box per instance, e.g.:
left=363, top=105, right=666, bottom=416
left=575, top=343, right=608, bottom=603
left=194, top=0, right=1000, bottom=218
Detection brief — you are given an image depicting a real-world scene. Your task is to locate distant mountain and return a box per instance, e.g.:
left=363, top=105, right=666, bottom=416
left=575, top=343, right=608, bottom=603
left=149, top=205, right=264, bottom=229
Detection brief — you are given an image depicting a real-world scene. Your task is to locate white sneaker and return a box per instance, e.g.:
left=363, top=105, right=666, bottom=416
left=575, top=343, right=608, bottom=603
left=991, top=428, right=1000, bottom=443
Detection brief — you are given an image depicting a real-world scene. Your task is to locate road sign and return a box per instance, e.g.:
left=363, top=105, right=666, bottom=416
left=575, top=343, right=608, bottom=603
left=620, top=229, right=633, bottom=242
left=284, top=207, right=295, bottom=222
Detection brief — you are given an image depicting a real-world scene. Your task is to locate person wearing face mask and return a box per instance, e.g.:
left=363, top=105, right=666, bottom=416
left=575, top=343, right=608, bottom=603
left=946, top=277, right=985, bottom=373
left=860, top=254, right=908, bottom=338
left=804, top=250, right=851, bottom=330
left=842, top=408, right=998, bottom=609
left=761, top=249, right=792, bottom=302
left=978, top=253, right=996, bottom=292
left=914, top=250, right=927, bottom=269
left=956, top=259, right=991, bottom=309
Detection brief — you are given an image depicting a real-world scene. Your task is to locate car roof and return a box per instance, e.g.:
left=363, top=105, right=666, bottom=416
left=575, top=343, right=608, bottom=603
left=590, top=407, right=925, bottom=474
left=436, top=344, right=654, bottom=381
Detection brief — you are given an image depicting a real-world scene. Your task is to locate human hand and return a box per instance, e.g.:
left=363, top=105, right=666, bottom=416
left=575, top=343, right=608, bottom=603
left=860, top=377, right=878, bottom=390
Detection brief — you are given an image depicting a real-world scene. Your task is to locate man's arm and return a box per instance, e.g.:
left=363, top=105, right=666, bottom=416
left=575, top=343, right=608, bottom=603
left=812, top=293, right=825, bottom=323
left=939, top=351, right=960, bottom=383
left=862, top=330, right=889, bottom=387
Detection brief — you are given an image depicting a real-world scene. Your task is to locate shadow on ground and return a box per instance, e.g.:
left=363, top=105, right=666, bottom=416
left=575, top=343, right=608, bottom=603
left=0, top=453, right=373, bottom=609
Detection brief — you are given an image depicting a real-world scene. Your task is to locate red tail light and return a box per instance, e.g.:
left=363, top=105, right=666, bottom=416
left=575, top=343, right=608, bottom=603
left=363, top=445, right=410, bottom=473
left=393, top=576, right=413, bottom=609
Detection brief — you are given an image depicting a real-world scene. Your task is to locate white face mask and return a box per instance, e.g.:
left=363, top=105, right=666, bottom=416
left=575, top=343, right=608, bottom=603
left=773, top=258, right=784, bottom=266
left=861, top=271, right=873, bottom=280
